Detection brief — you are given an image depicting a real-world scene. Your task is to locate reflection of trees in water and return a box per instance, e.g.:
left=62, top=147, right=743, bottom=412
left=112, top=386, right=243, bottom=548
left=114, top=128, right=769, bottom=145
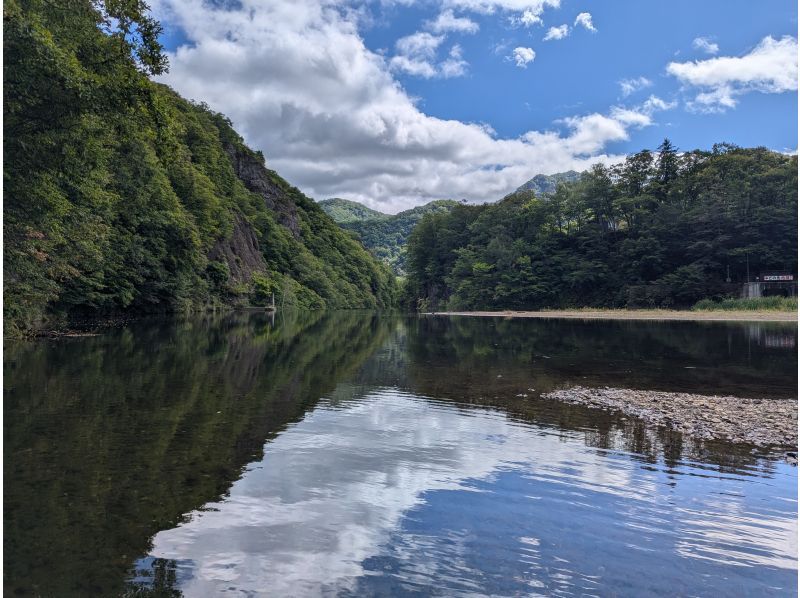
left=399, top=316, right=788, bottom=473
left=4, top=311, right=391, bottom=597
left=402, top=316, right=797, bottom=398
left=744, top=323, right=798, bottom=349
left=126, top=558, right=182, bottom=597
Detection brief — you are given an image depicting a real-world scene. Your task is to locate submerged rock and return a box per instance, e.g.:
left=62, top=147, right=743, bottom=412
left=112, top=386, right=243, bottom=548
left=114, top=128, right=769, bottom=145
left=541, top=386, right=798, bottom=449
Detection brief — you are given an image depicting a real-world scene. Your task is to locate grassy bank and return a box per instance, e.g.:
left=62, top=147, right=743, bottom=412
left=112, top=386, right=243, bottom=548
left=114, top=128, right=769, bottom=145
left=693, top=297, right=797, bottom=312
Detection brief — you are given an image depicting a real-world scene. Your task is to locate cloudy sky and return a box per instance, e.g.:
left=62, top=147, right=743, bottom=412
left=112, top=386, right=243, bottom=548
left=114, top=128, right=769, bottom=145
left=152, top=0, right=798, bottom=212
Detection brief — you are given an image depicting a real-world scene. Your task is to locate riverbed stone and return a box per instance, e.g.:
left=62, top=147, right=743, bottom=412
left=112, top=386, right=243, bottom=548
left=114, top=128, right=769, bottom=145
left=541, top=386, right=798, bottom=449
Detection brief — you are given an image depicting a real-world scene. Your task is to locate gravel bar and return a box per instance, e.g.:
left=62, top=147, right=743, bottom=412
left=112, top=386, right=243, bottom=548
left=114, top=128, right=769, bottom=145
left=542, top=386, right=798, bottom=449
left=426, top=310, right=797, bottom=321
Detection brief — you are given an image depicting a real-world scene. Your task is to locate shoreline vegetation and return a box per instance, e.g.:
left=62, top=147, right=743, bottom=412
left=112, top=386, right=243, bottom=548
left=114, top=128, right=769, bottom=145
left=541, top=386, right=798, bottom=453
left=692, top=296, right=796, bottom=311
left=402, top=144, right=797, bottom=313
left=423, top=308, right=797, bottom=321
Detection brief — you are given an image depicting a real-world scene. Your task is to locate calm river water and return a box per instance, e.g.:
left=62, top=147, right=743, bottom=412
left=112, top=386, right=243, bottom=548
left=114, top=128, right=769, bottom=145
left=4, top=312, right=798, bottom=596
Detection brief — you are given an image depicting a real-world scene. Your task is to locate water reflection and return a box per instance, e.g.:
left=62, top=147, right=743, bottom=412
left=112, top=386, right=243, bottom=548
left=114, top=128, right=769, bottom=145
left=137, top=391, right=796, bottom=596
left=4, top=311, right=392, bottom=596
left=401, top=316, right=798, bottom=399
left=4, top=313, right=797, bottom=597
left=746, top=323, right=798, bottom=349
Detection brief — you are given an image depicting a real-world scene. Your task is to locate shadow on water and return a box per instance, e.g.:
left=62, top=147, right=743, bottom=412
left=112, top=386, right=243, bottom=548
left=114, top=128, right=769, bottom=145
left=4, top=311, right=391, bottom=596
left=3, top=312, right=797, bottom=596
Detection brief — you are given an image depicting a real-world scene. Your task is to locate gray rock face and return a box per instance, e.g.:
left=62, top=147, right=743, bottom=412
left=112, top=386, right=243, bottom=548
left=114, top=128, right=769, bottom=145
left=223, top=142, right=301, bottom=238
left=207, top=142, right=311, bottom=290
left=208, top=212, right=268, bottom=285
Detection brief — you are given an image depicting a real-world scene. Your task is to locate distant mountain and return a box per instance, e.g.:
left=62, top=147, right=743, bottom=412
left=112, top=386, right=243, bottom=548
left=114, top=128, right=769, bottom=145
left=319, top=198, right=389, bottom=223
left=321, top=199, right=460, bottom=276
left=516, top=171, right=582, bottom=196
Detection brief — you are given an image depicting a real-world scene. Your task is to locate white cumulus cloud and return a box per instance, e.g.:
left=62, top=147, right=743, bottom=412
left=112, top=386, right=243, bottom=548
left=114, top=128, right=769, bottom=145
left=667, top=35, right=798, bottom=112
left=492, top=0, right=560, bottom=27
left=389, top=54, right=438, bottom=78
left=152, top=0, right=659, bottom=212
left=425, top=9, right=479, bottom=34
left=574, top=12, right=596, bottom=32
left=618, top=76, right=652, bottom=97
left=451, top=0, right=559, bottom=18
left=511, top=46, right=536, bottom=68
left=518, top=8, right=542, bottom=26
left=395, top=31, right=443, bottom=58
left=389, top=31, right=469, bottom=79
left=692, top=36, right=719, bottom=55
left=390, top=31, right=467, bottom=79
left=390, top=32, right=443, bottom=78
left=641, top=94, right=677, bottom=113
left=440, top=44, right=469, bottom=77
left=544, top=24, right=569, bottom=41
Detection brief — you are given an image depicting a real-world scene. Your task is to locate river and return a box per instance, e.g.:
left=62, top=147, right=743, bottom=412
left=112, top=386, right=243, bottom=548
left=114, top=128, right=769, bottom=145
left=4, top=312, right=797, bottom=596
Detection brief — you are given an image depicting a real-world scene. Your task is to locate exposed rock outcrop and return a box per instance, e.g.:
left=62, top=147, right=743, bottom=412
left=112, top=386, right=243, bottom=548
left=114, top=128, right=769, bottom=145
left=208, top=212, right=268, bottom=286
left=223, top=143, right=301, bottom=238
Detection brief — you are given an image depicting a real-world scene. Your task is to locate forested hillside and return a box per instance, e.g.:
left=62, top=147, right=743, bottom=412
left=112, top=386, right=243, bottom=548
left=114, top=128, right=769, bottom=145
left=405, top=142, right=797, bottom=310
left=318, top=198, right=389, bottom=224
left=321, top=199, right=460, bottom=275
left=4, top=0, right=396, bottom=336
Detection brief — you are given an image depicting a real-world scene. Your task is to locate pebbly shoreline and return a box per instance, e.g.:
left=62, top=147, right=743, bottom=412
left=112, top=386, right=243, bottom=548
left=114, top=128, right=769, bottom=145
left=542, top=386, right=798, bottom=450
left=422, top=309, right=797, bottom=322
left=425, top=309, right=797, bottom=321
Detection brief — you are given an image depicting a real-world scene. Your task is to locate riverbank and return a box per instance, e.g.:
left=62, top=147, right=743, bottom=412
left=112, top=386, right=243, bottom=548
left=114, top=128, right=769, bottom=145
left=424, top=309, right=797, bottom=321
left=542, top=386, right=798, bottom=451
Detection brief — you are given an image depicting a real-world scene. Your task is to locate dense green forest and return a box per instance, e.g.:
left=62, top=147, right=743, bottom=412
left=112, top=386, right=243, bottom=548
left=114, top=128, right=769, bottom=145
left=321, top=199, right=460, bottom=275
left=4, top=0, right=396, bottom=336
left=318, top=198, right=389, bottom=224
left=404, top=142, right=797, bottom=310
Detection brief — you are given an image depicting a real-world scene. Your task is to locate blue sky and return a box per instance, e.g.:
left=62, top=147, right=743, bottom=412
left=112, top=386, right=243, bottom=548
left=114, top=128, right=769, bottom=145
left=367, top=0, right=797, bottom=151
left=154, top=0, right=798, bottom=211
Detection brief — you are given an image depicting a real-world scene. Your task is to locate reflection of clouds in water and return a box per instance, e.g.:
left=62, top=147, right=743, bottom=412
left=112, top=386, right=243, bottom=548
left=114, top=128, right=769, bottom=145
left=145, top=390, right=797, bottom=596
left=675, top=501, right=798, bottom=570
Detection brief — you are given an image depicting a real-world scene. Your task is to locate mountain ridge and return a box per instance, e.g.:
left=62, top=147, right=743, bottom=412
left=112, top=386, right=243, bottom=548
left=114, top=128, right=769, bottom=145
left=318, top=198, right=389, bottom=223
left=320, top=199, right=461, bottom=275
left=516, top=171, right=583, bottom=195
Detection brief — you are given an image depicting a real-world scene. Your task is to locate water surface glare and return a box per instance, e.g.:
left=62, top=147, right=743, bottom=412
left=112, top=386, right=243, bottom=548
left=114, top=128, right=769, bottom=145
left=4, top=312, right=797, bottom=596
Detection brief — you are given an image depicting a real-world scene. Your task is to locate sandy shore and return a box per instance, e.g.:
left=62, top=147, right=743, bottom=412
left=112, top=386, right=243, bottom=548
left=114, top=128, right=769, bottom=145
left=542, top=386, right=798, bottom=450
left=425, top=309, right=797, bottom=322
